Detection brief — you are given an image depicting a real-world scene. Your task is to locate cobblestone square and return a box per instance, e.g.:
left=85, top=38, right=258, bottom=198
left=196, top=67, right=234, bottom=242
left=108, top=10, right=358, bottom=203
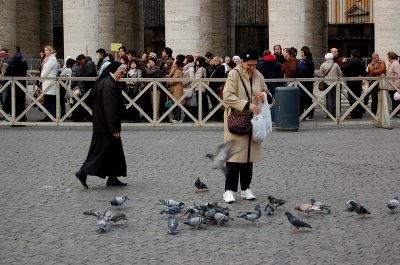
left=0, top=124, right=399, bottom=265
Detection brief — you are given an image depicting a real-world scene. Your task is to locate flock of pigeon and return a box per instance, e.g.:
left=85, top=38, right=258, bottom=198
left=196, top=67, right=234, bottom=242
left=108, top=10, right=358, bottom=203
left=82, top=140, right=400, bottom=233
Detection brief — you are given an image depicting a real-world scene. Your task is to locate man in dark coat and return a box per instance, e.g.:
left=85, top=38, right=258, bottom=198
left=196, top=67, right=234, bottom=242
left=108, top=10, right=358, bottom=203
left=342, top=50, right=366, bottom=119
left=75, top=62, right=128, bottom=188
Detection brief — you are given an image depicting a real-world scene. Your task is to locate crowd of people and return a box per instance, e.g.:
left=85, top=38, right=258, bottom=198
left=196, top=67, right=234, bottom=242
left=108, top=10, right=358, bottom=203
left=1, top=44, right=400, bottom=122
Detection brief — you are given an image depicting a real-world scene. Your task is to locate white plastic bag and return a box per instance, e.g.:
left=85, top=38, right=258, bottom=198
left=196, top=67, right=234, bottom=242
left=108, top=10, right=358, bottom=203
left=251, top=100, right=272, bottom=143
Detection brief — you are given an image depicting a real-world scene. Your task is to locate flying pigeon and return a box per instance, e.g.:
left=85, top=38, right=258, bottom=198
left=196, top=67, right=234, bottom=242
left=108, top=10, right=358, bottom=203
left=265, top=203, right=275, bottom=215
left=158, top=199, right=184, bottom=207
left=387, top=197, right=399, bottom=210
left=83, top=208, right=127, bottom=231
left=205, top=140, right=242, bottom=176
left=110, top=196, right=129, bottom=206
left=195, top=177, right=208, bottom=191
left=348, top=201, right=371, bottom=216
left=293, top=204, right=322, bottom=215
left=268, top=196, right=287, bottom=208
left=168, top=216, right=178, bottom=235
left=285, top=212, right=312, bottom=230
left=184, top=216, right=207, bottom=229
left=237, top=204, right=262, bottom=227
left=104, top=210, right=128, bottom=224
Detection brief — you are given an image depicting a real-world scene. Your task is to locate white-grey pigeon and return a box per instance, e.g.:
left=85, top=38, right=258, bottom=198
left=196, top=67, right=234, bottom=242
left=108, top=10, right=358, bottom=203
left=158, top=200, right=185, bottom=208
left=213, top=212, right=234, bottom=226
left=206, top=140, right=242, bottom=176
left=346, top=200, right=357, bottom=211
left=311, top=198, right=331, bottom=214
left=83, top=209, right=108, bottom=232
left=195, top=177, right=208, bottom=191
left=168, top=216, right=178, bottom=235
left=184, top=216, right=207, bottom=229
left=237, top=204, right=262, bottom=227
left=97, top=218, right=107, bottom=232
left=110, top=196, right=129, bottom=206
left=387, top=197, right=399, bottom=211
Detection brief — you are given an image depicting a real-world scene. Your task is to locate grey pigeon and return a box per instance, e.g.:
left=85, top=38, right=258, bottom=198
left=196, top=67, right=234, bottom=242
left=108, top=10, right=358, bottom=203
left=237, top=204, right=262, bottom=227
left=184, top=216, right=207, bottom=229
left=348, top=201, right=370, bottom=216
left=97, top=218, right=107, bottom=232
left=160, top=205, right=182, bottom=215
left=268, top=195, right=287, bottom=208
left=285, top=212, right=312, bottom=230
left=265, top=203, right=275, bottom=215
left=346, top=200, right=357, bottom=211
left=168, top=216, right=178, bottom=235
left=195, top=177, right=208, bottom=191
left=110, top=196, right=129, bottom=206
left=387, top=197, right=399, bottom=210
left=181, top=207, right=201, bottom=219
left=213, top=212, right=233, bottom=226
left=206, top=140, right=242, bottom=176
left=158, top=199, right=184, bottom=208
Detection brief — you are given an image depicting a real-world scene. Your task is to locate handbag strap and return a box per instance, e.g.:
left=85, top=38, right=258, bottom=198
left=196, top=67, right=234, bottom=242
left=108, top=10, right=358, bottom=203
left=234, top=69, right=252, bottom=103
left=324, top=62, right=335, bottom=76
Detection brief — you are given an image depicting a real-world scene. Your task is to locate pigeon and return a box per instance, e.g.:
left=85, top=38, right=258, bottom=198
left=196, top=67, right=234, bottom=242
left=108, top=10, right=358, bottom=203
left=104, top=210, right=128, bottom=223
left=184, top=216, right=207, bottom=229
left=285, top=212, right=312, bottom=230
left=158, top=200, right=184, bottom=208
left=213, top=212, right=234, bottom=226
left=346, top=200, right=357, bottom=211
left=110, top=196, right=129, bottom=206
left=265, top=203, right=275, bottom=215
left=237, top=204, right=262, bottom=227
left=160, top=205, right=182, bottom=215
left=293, top=204, right=322, bottom=215
left=83, top=209, right=127, bottom=231
left=181, top=207, right=201, bottom=219
left=268, top=196, right=287, bottom=208
left=205, top=140, right=242, bottom=176
left=348, top=201, right=371, bottom=216
left=387, top=197, right=399, bottom=210
left=311, top=198, right=331, bottom=214
left=168, top=216, right=178, bottom=235
left=195, top=177, right=208, bottom=191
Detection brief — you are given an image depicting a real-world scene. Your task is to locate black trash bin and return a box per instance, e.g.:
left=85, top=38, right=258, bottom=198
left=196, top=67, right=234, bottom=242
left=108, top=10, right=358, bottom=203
left=275, top=86, right=299, bottom=131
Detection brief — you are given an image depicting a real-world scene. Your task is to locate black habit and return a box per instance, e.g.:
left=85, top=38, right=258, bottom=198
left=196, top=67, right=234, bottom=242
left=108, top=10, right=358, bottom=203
left=80, top=73, right=127, bottom=178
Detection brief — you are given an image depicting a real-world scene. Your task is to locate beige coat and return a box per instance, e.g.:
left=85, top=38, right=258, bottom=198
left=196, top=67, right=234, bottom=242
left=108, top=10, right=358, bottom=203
left=223, top=64, right=268, bottom=163
left=167, top=66, right=183, bottom=100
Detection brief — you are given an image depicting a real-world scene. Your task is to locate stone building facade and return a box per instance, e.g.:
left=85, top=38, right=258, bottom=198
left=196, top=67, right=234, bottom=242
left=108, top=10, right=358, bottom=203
left=0, top=0, right=399, bottom=61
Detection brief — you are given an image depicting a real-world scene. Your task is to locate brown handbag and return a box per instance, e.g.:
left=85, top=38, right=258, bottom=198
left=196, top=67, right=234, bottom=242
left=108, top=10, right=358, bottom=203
left=227, top=70, right=253, bottom=135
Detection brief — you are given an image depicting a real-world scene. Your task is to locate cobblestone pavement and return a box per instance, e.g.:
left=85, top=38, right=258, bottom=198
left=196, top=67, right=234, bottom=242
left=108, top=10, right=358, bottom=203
left=0, top=123, right=399, bottom=265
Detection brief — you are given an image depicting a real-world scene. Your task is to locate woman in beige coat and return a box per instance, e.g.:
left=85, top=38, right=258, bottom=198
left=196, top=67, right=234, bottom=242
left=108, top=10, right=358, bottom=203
left=167, top=59, right=184, bottom=122
left=222, top=48, right=269, bottom=203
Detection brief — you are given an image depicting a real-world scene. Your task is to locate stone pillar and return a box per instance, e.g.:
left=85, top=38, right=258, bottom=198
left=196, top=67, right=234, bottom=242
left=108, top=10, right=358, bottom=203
left=16, top=0, right=41, bottom=59
left=132, top=0, right=144, bottom=54
left=226, top=0, right=236, bottom=57
left=40, top=0, right=54, bottom=48
left=0, top=0, right=16, bottom=51
left=165, top=0, right=201, bottom=55
left=115, top=0, right=134, bottom=52
left=98, top=0, right=114, bottom=52
left=200, top=0, right=228, bottom=57
left=268, top=0, right=326, bottom=57
left=374, top=0, right=400, bottom=57
left=63, top=0, right=99, bottom=59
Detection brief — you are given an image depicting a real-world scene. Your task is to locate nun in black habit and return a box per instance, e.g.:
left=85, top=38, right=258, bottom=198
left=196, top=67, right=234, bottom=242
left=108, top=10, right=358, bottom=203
left=75, top=61, right=128, bottom=188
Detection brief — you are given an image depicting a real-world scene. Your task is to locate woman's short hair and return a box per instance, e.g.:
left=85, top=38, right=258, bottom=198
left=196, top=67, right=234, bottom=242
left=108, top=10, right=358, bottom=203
left=66, top=58, right=76, bottom=68
left=324, top=53, right=334, bottom=61
left=185, top=55, right=194, bottom=63
left=387, top=51, right=398, bottom=60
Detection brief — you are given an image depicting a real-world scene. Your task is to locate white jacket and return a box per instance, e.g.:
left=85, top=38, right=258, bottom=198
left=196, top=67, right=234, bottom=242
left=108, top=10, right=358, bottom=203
left=40, top=54, right=58, bottom=95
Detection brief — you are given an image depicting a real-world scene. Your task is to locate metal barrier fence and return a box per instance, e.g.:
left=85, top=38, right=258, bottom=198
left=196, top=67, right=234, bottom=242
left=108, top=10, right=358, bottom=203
left=0, top=75, right=399, bottom=127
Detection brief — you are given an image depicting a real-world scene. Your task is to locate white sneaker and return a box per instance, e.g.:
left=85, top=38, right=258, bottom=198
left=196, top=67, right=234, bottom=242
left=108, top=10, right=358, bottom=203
left=223, top=190, right=235, bottom=203
left=241, top=189, right=256, bottom=200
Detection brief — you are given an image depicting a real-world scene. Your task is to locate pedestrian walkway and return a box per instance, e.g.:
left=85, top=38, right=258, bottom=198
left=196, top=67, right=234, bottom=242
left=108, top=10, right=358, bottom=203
left=0, top=124, right=399, bottom=264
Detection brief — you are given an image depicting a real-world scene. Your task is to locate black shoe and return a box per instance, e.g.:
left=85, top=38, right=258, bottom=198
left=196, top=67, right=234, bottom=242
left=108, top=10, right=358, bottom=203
left=106, top=176, right=127, bottom=186
left=75, top=170, right=88, bottom=189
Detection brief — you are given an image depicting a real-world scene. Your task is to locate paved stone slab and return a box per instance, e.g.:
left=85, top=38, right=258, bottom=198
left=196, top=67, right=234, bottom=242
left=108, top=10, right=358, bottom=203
left=0, top=123, right=399, bottom=265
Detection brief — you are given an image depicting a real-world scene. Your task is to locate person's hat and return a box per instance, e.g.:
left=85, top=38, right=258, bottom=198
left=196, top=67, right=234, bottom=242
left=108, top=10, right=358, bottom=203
left=263, top=54, right=276, bottom=61
left=149, top=52, right=157, bottom=60
left=148, top=56, right=158, bottom=64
